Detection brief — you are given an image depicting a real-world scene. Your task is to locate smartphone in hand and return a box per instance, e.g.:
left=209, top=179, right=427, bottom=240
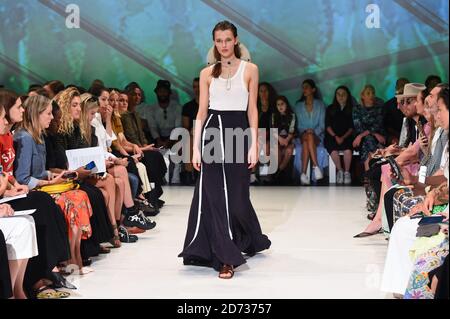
left=62, top=171, right=77, bottom=179
left=84, top=161, right=96, bottom=170
left=387, top=156, right=403, bottom=182
left=419, top=215, right=445, bottom=225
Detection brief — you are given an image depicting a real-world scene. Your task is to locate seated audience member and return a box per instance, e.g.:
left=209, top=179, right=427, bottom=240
left=0, top=203, right=38, bottom=299
left=137, top=80, right=182, bottom=149
left=352, top=84, right=386, bottom=172
left=324, top=86, right=354, bottom=185
left=425, top=75, right=442, bottom=92
left=43, top=80, right=65, bottom=99
left=383, top=78, right=409, bottom=145
left=255, top=82, right=277, bottom=184
left=294, top=79, right=326, bottom=185
left=0, top=230, right=12, bottom=298
left=181, top=78, right=200, bottom=185
left=271, top=96, right=296, bottom=184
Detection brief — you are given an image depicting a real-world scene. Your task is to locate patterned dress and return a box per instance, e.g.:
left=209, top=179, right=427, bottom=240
left=404, top=238, right=449, bottom=299
left=52, top=190, right=93, bottom=240
left=352, top=104, right=385, bottom=162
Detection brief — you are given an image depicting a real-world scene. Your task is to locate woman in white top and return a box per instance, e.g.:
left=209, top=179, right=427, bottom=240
left=179, top=21, right=271, bottom=279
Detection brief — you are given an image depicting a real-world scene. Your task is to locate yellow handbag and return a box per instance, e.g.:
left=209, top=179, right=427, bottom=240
left=37, top=181, right=79, bottom=194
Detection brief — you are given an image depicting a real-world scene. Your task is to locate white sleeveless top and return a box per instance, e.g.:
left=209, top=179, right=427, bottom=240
left=209, top=60, right=249, bottom=111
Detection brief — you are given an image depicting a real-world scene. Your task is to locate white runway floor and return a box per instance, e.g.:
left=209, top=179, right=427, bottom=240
left=68, top=186, right=391, bottom=299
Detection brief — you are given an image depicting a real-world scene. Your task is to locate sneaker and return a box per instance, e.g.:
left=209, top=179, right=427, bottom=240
left=118, top=225, right=138, bottom=243
left=313, top=166, right=323, bottom=180
left=137, top=211, right=156, bottom=230
left=300, top=173, right=310, bottom=185
left=134, top=199, right=159, bottom=216
left=336, top=170, right=344, bottom=184
left=123, top=214, right=154, bottom=230
left=344, top=172, right=352, bottom=185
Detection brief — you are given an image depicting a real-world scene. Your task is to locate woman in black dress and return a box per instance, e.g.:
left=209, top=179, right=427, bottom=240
left=271, top=96, right=296, bottom=184
left=179, top=21, right=271, bottom=279
left=324, top=86, right=354, bottom=184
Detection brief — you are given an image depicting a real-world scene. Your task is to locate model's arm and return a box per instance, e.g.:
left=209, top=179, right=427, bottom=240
left=247, top=63, right=259, bottom=169
left=192, top=67, right=211, bottom=171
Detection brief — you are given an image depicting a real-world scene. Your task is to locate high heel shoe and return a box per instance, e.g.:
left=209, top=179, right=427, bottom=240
left=353, top=228, right=382, bottom=238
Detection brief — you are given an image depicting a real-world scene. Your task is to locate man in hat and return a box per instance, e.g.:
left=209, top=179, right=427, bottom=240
left=383, top=78, right=410, bottom=145
left=139, top=80, right=182, bottom=149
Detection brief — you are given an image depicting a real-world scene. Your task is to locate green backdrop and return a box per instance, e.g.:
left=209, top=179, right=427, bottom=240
left=0, top=0, right=448, bottom=106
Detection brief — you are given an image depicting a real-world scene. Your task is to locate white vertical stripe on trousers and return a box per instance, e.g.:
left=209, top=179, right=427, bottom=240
left=218, top=114, right=233, bottom=240
left=187, top=113, right=213, bottom=247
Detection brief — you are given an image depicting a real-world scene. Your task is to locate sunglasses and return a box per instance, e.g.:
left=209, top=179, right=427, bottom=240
left=399, top=97, right=415, bottom=106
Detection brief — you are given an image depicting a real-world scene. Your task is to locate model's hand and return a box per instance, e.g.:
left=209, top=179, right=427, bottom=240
left=248, top=145, right=259, bottom=169
left=192, top=149, right=201, bottom=172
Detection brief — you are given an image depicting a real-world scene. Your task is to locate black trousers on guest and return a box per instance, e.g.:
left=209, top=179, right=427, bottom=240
left=79, top=182, right=114, bottom=259
left=9, top=191, right=70, bottom=294
left=383, top=187, right=402, bottom=231
left=0, top=230, right=12, bottom=299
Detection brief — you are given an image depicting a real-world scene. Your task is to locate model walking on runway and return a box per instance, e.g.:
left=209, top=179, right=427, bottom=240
left=178, top=21, right=271, bottom=279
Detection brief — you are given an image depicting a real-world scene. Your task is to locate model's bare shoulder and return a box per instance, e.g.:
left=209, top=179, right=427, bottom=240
left=200, top=65, right=213, bottom=78
left=246, top=62, right=259, bottom=73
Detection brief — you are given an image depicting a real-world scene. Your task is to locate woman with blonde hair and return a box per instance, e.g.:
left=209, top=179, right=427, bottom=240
left=352, top=84, right=386, bottom=171
left=55, top=88, right=152, bottom=247
left=13, top=94, right=93, bottom=275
